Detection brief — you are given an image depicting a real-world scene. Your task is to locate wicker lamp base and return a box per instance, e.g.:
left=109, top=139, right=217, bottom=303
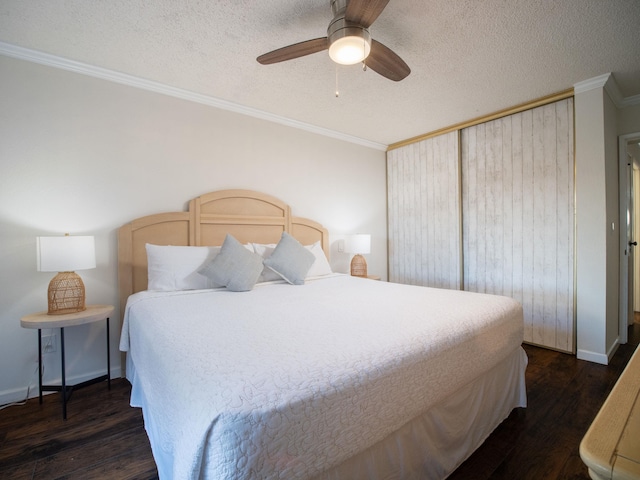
left=350, top=254, right=368, bottom=277
left=47, top=271, right=87, bottom=315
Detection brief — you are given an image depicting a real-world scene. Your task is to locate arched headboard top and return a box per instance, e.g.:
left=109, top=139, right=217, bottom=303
left=118, top=189, right=330, bottom=307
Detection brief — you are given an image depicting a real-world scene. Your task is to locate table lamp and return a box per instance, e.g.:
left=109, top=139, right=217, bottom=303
left=37, top=234, right=96, bottom=315
left=345, top=234, right=371, bottom=277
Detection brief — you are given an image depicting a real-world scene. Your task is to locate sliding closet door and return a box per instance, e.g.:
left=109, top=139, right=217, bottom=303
left=387, top=131, right=461, bottom=288
left=461, top=98, right=574, bottom=352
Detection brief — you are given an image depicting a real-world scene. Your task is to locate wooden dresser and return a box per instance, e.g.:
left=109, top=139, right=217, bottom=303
left=580, top=345, right=640, bottom=479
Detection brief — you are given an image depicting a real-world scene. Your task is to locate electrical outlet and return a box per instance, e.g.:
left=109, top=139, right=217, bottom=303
left=338, top=239, right=345, bottom=253
left=42, top=334, right=57, bottom=354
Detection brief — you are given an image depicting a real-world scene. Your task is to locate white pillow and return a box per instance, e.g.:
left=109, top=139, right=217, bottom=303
left=146, top=244, right=221, bottom=291
left=305, top=241, right=333, bottom=277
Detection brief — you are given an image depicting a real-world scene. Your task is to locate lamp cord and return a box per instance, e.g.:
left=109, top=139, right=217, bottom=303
left=0, top=363, right=41, bottom=410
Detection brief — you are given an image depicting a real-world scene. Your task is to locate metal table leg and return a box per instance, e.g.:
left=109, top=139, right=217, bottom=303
left=38, top=329, right=43, bottom=404
left=60, top=327, right=66, bottom=420
left=106, top=317, right=111, bottom=390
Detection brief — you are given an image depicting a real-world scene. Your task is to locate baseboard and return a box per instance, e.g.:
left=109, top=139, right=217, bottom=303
left=0, top=365, right=122, bottom=406
left=606, top=338, right=621, bottom=362
left=576, top=349, right=610, bottom=365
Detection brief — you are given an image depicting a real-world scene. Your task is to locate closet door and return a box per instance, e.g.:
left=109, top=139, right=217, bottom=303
left=461, top=98, right=574, bottom=352
left=387, top=131, right=461, bottom=288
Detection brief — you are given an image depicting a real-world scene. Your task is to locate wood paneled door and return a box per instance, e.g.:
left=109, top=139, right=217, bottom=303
left=387, top=131, right=461, bottom=290
left=462, top=98, right=575, bottom=352
left=387, top=98, right=575, bottom=352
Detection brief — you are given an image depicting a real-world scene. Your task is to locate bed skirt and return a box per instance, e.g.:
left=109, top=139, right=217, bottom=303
left=316, top=346, right=528, bottom=480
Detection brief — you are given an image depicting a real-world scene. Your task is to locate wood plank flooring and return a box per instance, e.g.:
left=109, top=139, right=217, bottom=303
left=1, top=323, right=639, bottom=480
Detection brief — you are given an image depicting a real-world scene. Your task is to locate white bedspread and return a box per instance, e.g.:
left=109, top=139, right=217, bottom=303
left=120, top=274, right=524, bottom=480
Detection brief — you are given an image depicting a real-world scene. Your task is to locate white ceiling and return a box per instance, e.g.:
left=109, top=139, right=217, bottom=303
left=1, top=0, right=639, bottom=147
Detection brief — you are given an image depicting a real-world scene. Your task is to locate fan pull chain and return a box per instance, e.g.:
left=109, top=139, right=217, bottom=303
left=362, top=35, right=367, bottom=72
left=335, top=65, right=340, bottom=97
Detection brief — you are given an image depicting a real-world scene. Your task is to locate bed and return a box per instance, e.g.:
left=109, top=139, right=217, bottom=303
left=118, top=189, right=527, bottom=480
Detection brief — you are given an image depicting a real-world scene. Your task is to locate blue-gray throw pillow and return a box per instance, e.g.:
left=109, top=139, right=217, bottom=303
left=263, top=232, right=315, bottom=285
left=198, top=234, right=263, bottom=292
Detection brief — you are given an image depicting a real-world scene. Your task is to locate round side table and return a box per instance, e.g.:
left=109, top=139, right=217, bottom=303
left=20, top=304, right=114, bottom=419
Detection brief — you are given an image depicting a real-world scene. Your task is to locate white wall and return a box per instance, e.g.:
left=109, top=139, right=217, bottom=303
left=619, top=104, right=640, bottom=135
left=575, top=85, right=614, bottom=363
left=575, top=80, right=640, bottom=364
left=604, top=92, right=620, bottom=352
left=0, top=55, right=387, bottom=404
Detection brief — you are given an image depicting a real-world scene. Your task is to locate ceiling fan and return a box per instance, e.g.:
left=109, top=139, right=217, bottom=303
left=257, top=0, right=410, bottom=82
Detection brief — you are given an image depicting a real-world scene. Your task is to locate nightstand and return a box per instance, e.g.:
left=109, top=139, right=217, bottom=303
left=20, top=304, right=114, bottom=419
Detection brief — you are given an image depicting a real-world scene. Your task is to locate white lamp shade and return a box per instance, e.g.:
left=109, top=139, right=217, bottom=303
left=37, top=235, right=96, bottom=272
left=345, top=234, right=371, bottom=255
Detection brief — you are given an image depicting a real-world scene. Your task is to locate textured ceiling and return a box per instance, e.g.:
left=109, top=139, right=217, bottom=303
left=1, top=0, right=639, bottom=147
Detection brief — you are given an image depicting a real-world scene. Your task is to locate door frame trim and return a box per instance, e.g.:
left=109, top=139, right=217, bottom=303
left=619, top=132, right=640, bottom=345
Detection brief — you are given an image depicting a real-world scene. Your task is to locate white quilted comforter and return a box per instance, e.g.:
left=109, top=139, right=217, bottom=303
left=120, top=274, right=524, bottom=479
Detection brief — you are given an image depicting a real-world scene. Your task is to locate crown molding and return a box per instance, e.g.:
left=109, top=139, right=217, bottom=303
left=574, top=73, right=640, bottom=108
left=620, top=93, right=640, bottom=108
left=0, top=41, right=387, bottom=151
left=573, top=73, right=611, bottom=95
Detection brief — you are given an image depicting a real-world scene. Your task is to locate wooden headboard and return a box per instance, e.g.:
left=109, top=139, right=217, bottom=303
left=118, top=189, right=329, bottom=312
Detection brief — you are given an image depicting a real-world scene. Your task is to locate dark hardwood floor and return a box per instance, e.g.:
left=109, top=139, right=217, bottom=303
left=1, top=322, right=639, bottom=480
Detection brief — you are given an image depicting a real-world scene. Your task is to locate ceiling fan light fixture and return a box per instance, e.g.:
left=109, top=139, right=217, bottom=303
left=329, top=33, right=371, bottom=65
left=328, top=17, right=371, bottom=66
left=257, top=0, right=410, bottom=81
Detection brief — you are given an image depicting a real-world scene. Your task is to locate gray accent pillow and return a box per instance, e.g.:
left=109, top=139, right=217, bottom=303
left=264, top=232, right=315, bottom=285
left=198, top=234, right=263, bottom=292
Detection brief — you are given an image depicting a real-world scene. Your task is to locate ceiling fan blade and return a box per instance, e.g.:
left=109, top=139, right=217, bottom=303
left=366, top=39, right=410, bottom=81
left=345, top=0, right=390, bottom=28
left=257, top=37, right=328, bottom=65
